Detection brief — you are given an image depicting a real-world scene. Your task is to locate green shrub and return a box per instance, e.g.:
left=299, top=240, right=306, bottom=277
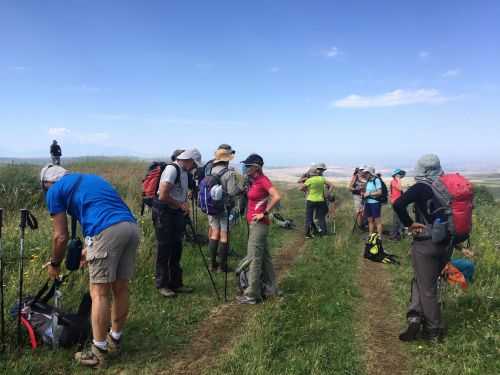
left=473, top=185, right=496, bottom=206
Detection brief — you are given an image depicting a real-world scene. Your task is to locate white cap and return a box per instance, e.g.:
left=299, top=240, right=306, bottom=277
left=176, top=148, right=203, bottom=167
left=40, top=165, right=68, bottom=183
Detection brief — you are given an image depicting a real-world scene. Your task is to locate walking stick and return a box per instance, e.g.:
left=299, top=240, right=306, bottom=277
left=0, top=208, right=4, bottom=351
left=224, top=207, right=230, bottom=302
left=185, top=216, right=220, bottom=301
left=17, top=209, right=37, bottom=348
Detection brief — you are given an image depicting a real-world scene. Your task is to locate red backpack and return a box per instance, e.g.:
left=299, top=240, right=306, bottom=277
left=141, top=162, right=180, bottom=213
left=424, top=173, right=474, bottom=243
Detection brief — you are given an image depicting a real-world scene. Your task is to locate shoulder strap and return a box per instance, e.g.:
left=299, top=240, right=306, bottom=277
left=168, top=163, right=182, bottom=185
left=66, top=175, right=84, bottom=237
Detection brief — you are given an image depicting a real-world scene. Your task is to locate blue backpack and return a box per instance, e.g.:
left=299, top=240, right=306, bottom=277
left=198, top=166, right=229, bottom=215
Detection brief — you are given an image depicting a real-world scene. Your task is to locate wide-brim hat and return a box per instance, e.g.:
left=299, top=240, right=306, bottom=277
left=214, top=148, right=235, bottom=162
left=177, top=148, right=203, bottom=167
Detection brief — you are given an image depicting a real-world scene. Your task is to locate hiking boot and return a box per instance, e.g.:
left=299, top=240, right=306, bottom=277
left=236, top=295, right=258, bottom=305
left=158, top=287, right=176, bottom=298
left=305, top=233, right=314, bottom=239
left=75, top=344, right=108, bottom=369
left=399, top=321, right=421, bottom=342
left=422, top=328, right=444, bottom=343
left=174, top=286, right=194, bottom=294
left=106, top=333, right=121, bottom=354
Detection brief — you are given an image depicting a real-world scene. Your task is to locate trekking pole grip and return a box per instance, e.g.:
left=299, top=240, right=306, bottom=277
left=20, top=209, right=28, bottom=230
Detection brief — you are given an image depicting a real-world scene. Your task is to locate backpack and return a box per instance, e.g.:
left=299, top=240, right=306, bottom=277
left=363, top=233, right=399, bottom=264
left=374, top=178, right=389, bottom=204
left=421, top=173, right=474, bottom=244
left=198, top=165, right=229, bottom=215
left=141, top=162, right=181, bottom=210
left=11, top=277, right=91, bottom=349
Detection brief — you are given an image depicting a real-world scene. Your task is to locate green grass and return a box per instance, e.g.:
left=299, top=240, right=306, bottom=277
left=208, top=192, right=364, bottom=375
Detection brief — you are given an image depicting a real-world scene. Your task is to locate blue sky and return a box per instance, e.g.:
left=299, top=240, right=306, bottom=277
left=1, top=0, right=499, bottom=168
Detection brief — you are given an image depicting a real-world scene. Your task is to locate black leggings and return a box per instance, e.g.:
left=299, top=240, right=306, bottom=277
left=305, top=201, right=328, bottom=235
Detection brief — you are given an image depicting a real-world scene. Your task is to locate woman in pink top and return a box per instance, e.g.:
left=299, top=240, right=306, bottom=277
left=237, top=154, right=281, bottom=304
left=390, top=169, right=406, bottom=240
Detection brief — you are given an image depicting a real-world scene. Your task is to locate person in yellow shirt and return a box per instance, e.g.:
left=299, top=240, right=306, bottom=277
left=300, top=163, right=333, bottom=238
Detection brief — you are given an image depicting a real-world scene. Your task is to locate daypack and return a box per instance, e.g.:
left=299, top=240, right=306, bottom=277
left=235, top=256, right=276, bottom=297
left=198, top=165, right=229, bottom=215
left=374, top=178, right=389, bottom=204
left=421, top=173, right=474, bottom=244
left=141, top=162, right=181, bottom=211
left=11, top=277, right=91, bottom=349
left=363, top=233, right=399, bottom=265
left=271, top=212, right=295, bottom=229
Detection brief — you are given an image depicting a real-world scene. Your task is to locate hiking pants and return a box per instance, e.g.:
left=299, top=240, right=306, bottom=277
left=152, top=204, right=186, bottom=290
left=408, top=239, right=448, bottom=330
left=305, top=200, right=328, bottom=235
left=51, top=155, right=61, bottom=165
left=391, top=209, right=404, bottom=236
left=244, top=222, right=277, bottom=300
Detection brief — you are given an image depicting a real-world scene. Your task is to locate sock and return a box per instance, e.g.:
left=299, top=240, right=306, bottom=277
left=93, top=339, right=108, bottom=350
left=218, top=242, right=229, bottom=269
left=208, top=239, right=219, bottom=267
left=110, top=330, right=122, bottom=341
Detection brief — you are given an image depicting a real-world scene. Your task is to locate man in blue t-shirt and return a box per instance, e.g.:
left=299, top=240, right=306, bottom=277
left=362, top=167, right=384, bottom=237
left=41, top=165, right=139, bottom=369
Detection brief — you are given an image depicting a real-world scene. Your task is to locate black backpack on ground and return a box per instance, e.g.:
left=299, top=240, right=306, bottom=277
left=363, top=233, right=399, bottom=265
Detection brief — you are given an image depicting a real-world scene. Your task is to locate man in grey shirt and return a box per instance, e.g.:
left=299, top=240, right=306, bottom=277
left=205, top=144, right=244, bottom=272
left=152, top=148, right=202, bottom=298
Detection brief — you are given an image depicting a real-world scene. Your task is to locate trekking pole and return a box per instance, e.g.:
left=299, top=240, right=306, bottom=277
left=224, top=207, right=230, bottom=302
left=0, top=208, right=4, bottom=351
left=185, top=216, right=220, bottom=301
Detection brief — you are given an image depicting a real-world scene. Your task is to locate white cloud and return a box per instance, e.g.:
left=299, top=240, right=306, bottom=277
left=48, top=127, right=70, bottom=137
left=418, top=50, right=430, bottom=60
left=269, top=66, right=280, bottom=73
left=10, top=66, right=28, bottom=71
left=322, top=46, right=341, bottom=58
left=333, top=88, right=450, bottom=108
left=442, top=68, right=461, bottom=78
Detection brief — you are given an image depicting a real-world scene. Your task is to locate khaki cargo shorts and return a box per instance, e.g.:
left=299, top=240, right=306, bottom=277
left=85, top=221, right=139, bottom=284
left=208, top=213, right=230, bottom=231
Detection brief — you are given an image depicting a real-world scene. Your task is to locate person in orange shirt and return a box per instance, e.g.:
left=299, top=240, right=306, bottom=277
left=390, top=169, right=406, bottom=240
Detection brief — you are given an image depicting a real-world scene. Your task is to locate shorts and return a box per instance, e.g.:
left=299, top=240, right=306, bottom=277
left=208, top=213, right=229, bottom=231
left=352, top=194, right=362, bottom=213
left=364, top=202, right=382, bottom=219
left=86, top=221, right=139, bottom=284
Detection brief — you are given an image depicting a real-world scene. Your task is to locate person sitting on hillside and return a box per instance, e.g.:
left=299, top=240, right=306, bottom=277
left=205, top=144, right=244, bottom=272
left=50, top=140, right=62, bottom=165
left=40, top=164, right=139, bottom=368
left=152, top=148, right=202, bottom=298
left=300, top=163, right=333, bottom=238
left=362, top=167, right=383, bottom=238
left=237, top=154, right=281, bottom=304
left=389, top=169, right=406, bottom=240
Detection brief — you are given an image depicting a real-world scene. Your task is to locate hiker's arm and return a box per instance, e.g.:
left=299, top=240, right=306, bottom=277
left=266, top=186, right=281, bottom=212
left=46, top=212, right=68, bottom=279
left=158, top=182, right=186, bottom=211
left=393, top=185, right=422, bottom=227
left=348, top=175, right=356, bottom=190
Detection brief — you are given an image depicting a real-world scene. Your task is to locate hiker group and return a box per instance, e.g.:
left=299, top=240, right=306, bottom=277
left=4, top=147, right=475, bottom=369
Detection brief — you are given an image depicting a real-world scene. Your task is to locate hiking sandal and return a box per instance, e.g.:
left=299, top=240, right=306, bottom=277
left=106, top=333, right=121, bottom=354
left=75, top=344, right=108, bottom=369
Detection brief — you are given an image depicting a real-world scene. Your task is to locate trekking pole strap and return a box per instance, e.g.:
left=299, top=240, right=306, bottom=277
left=19, top=209, right=38, bottom=231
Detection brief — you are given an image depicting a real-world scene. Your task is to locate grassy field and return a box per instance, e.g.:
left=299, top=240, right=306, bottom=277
left=0, top=161, right=499, bottom=374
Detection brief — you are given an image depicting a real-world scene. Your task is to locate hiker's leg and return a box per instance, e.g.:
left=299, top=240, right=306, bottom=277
left=208, top=215, right=221, bottom=269
left=110, top=280, right=129, bottom=333
left=367, top=217, right=374, bottom=234
left=245, top=222, right=267, bottom=300
left=316, top=202, right=328, bottom=234
left=305, top=200, right=314, bottom=235
left=168, top=212, right=186, bottom=289
left=90, top=283, right=111, bottom=342
left=375, top=218, right=383, bottom=237
left=153, top=209, right=172, bottom=289
left=411, top=240, right=446, bottom=330
left=218, top=214, right=230, bottom=270
left=262, top=233, right=277, bottom=296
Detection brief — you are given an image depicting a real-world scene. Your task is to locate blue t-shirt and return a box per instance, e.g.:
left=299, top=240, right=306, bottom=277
left=365, top=178, right=382, bottom=204
left=45, top=173, right=136, bottom=237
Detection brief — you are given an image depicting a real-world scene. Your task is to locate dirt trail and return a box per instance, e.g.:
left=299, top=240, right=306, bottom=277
left=357, top=258, right=410, bottom=375
left=161, top=234, right=306, bottom=375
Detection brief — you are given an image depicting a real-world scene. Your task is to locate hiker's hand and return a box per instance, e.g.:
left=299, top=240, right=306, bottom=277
left=462, top=248, right=474, bottom=258
left=252, top=213, right=265, bottom=222
left=409, top=223, right=426, bottom=235
left=80, top=248, right=88, bottom=268
left=44, top=262, right=61, bottom=280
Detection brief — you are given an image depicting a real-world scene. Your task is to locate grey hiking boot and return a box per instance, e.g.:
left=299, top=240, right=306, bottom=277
left=159, top=287, right=176, bottom=298
left=75, top=344, right=108, bottom=369
left=106, top=333, right=121, bottom=354
left=236, top=295, right=258, bottom=305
